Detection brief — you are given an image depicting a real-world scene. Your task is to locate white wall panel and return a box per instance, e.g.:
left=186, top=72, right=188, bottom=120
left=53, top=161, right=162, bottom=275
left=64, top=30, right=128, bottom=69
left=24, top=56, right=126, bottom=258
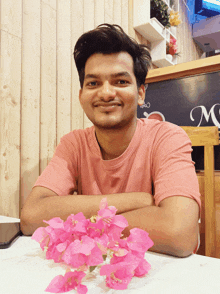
left=40, top=1, right=57, bottom=173
left=20, top=0, right=40, bottom=209
left=57, top=0, right=72, bottom=143
left=0, top=0, right=22, bottom=217
left=71, top=0, right=84, bottom=131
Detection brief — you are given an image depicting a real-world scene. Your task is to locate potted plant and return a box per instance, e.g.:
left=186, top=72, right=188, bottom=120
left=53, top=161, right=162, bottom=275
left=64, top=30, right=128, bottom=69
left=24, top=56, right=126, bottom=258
left=150, top=0, right=171, bottom=28
left=166, top=36, right=180, bottom=62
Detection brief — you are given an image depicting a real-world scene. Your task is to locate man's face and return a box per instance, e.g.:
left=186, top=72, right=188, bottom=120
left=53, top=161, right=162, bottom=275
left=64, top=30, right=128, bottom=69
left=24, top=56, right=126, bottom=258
left=79, top=52, right=145, bottom=130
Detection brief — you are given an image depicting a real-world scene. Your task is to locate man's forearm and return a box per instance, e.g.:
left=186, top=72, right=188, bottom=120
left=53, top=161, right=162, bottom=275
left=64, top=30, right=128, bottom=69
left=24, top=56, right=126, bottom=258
left=121, top=205, right=199, bottom=258
left=20, top=192, right=154, bottom=235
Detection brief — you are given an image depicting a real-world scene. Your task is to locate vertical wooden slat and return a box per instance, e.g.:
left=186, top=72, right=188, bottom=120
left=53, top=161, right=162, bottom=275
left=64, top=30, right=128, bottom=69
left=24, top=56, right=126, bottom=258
left=20, top=0, right=40, bottom=209
left=71, top=0, right=84, bottom=131
left=83, top=0, right=95, bottom=129
left=42, top=0, right=56, bottom=10
left=40, top=0, right=57, bottom=173
left=83, top=0, right=95, bottom=32
left=0, top=0, right=22, bottom=217
left=105, top=0, right=114, bottom=24
left=113, top=0, right=122, bottom=25
left=57, top=0, right=71, bottom=143
left=95, top=0, right=104, bottom=26
left=121, top=0, right=129, bottom=34
left=128, top=0, right=135, bottom=39
left=204, top=145, right=216, bottom=257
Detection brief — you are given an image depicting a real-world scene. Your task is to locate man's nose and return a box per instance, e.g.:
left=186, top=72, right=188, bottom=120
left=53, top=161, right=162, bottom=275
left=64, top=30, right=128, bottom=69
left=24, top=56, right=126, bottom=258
left=98, top=82, right=116, bottom=100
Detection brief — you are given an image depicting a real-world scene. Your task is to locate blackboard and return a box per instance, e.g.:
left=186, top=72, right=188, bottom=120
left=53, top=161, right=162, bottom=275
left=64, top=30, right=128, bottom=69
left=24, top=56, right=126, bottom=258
left=137, top=71, right=220, bottom=170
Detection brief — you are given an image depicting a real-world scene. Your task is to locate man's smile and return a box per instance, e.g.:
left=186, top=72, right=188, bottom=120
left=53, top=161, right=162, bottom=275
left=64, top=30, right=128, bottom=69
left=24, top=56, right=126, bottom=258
left=93, top=101, right=122, bottom=112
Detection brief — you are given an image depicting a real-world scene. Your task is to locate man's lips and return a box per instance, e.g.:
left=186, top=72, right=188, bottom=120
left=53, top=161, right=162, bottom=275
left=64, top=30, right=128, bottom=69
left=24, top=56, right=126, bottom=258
left=93, top=101, right=122, bottom=107
left=93, top=101, right=122, bottom=112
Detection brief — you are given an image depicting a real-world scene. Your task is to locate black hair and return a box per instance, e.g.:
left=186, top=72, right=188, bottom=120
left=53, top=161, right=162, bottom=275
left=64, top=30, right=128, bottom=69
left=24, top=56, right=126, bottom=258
left=74, top=24, right=152, bottom=88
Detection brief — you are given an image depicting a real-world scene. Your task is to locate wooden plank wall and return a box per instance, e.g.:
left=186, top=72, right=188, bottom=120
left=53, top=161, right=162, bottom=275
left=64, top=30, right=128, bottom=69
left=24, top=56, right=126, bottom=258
left=0, top=0, right=132, bottom=218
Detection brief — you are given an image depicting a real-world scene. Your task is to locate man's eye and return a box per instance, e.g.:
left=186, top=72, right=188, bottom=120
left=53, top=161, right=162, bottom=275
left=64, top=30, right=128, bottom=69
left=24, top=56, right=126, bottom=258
left=117, top=80, right=128, bottom=85
left=86, top=81, right=97, bottom=87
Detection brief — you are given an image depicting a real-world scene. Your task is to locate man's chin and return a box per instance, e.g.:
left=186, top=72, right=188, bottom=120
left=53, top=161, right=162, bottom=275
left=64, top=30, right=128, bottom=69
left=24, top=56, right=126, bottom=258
left=92, top=118, right=128, bottom=130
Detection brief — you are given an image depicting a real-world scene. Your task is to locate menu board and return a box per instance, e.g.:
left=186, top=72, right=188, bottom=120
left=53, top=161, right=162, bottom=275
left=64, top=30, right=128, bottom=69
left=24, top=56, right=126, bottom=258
left=137, top=71, right=220, bottom=170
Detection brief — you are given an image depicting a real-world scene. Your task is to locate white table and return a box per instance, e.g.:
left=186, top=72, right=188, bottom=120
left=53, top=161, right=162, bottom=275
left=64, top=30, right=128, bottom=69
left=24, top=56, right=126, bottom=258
left=0, top=235, right=220, bottom=294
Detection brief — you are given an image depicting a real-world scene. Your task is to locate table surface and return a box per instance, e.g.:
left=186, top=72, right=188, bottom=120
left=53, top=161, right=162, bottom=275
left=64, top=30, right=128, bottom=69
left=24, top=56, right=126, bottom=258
left=0, top=236, right=220, bottom=294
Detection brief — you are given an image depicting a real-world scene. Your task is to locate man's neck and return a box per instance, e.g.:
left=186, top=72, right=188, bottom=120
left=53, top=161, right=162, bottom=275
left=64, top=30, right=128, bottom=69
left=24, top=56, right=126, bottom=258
left=95, top=120, right=137, bottom=160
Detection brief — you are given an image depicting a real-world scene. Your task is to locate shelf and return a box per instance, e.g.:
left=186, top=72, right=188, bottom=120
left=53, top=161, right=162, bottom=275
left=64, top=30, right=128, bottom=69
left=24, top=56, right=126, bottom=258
left=134, top=18, right=165, bottom=42
left=133, top=0, right=179, bottom=68
left=152, top=57, right=174, bottom=68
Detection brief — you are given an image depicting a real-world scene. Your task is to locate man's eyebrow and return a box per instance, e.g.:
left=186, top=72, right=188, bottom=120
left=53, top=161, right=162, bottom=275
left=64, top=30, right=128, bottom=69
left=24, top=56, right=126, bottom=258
left=84, top=74, right=99, bottom=80
left=84, top=72, right=131, bottom=80
left=111, top=72, right=131, bottom=78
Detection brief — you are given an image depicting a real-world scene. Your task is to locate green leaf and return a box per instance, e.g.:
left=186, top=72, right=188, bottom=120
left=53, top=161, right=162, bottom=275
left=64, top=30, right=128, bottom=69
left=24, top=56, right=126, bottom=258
left=89, top=266, right=97, bottom=273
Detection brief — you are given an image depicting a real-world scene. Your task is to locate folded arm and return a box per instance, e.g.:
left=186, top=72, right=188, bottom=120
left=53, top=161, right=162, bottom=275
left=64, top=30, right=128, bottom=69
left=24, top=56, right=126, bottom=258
left=121, top=196, right=199, bottom=257
left=21, top=186, right=199, bottom=258
left=20, top=186, right=154, bottom=235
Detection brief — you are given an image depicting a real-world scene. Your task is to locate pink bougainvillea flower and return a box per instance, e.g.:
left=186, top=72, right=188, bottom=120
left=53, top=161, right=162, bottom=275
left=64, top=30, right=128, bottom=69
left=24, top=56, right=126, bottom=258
left=107, top=240, right=129, bottom=257
left=32, top=227, right=51, bottom=250
left=109, top=250, right=151, bottom=279
left=44, top=217, right=64, bottom=229
left=97, top=198, right=117, bottom=222
left=113, top=247, right=129, bottom=257
left=105, top=215, right=128, bottom=241
left=100, top=258, right=139, bottom=290
left=44, top=225, right=62, bottom=244
left=32, top=198, right=153, bottom=293
left=64, top=213, right=88, bottom=233
left=96, top=206, right=128, bottom=241
left=86, top=219, right=104, bottom=238
left=45, top=270, right=87, bottom=294
left=62, top=237, right=94, bottom=268
left=110, top=250, right=138, bottom=265
left=46, top=241, right=64, bottom=262
left=126, top=228, right=154, bottom=253
left=86, top=244, right=104, bottom=266
left=105, top=269, right=133, bottom=290
left=94, top=233, right=109, bottom=255
left=62, top=236, right=103, bottom=268
left=57, top=213, right=89, bottom=243
left=134, top=258, right=151, bottom=277
left=63, top=251, right=87, bottom=268
left=70, top=236, right=95, bottom=255
left=46, top=240, right=71, bottom=263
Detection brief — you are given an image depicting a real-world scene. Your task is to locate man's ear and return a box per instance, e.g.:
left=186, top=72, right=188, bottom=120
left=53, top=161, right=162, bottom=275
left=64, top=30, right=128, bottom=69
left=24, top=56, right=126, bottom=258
left=79, top=88, right=82, bottom=105
left=138, top=84, right=145, bottom=106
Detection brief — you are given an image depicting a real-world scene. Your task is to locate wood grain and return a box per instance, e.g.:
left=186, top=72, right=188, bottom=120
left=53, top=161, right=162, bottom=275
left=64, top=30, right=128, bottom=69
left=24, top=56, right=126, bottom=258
left=20, top=0, right=40, bottom=209
left=57, top=0, right=71, bottom=143
left=40, top=1, right=57, bottom=173
left=0, top=0, right=22, bottom=218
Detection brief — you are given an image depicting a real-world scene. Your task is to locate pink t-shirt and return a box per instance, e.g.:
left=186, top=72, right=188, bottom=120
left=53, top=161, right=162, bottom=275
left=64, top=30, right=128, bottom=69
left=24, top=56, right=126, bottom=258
left=34, top=119, right=201, bottom=210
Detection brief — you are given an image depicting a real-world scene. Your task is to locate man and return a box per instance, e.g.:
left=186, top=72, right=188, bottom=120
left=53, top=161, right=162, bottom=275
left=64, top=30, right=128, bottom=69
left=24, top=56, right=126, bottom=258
left=21, top=24, right=201, bottom=257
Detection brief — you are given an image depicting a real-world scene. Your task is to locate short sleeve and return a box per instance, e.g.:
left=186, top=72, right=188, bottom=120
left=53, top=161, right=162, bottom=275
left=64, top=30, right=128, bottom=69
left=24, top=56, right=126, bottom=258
left=33, top=134, right=78, bottom=196
left=151, top=123, right=201, bottom=212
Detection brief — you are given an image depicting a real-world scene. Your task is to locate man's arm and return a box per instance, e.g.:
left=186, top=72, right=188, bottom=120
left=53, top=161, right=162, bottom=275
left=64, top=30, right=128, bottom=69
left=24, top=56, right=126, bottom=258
left=21, top=186, right=199, bottom=258
left=121, top=196, right=200, bottom=257
left=20, top=186, right=154, bottom=235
